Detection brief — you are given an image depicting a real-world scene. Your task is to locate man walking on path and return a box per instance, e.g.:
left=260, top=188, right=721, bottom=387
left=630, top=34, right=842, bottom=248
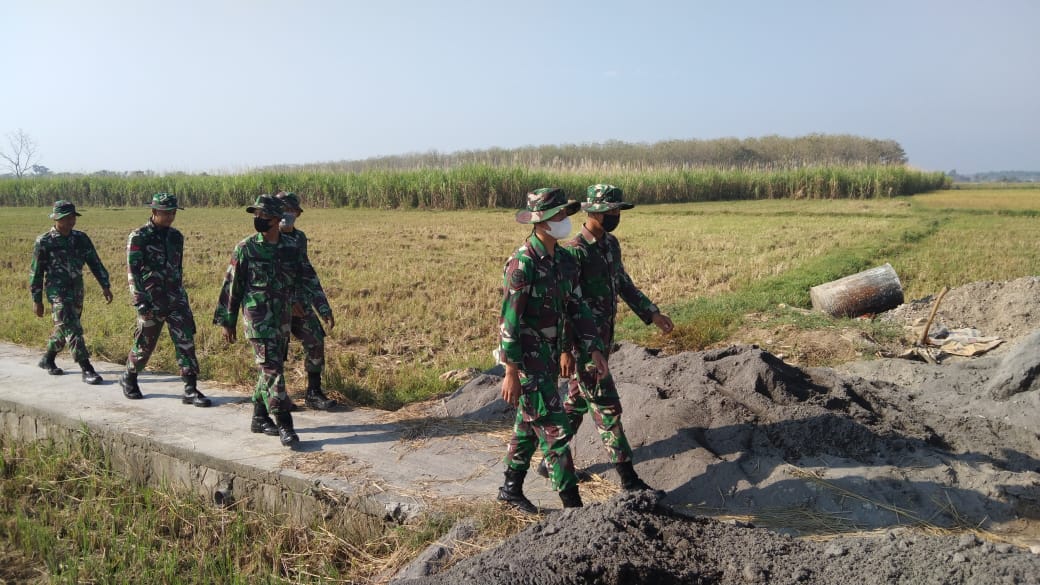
left=119, top=193, right=211, bottom=407
left=30, top=200, right=113, bottom=384
left=497, top=187, right=610, bottom=513
left=548, top=184, right=674, bottom=492
left=275, top=191, right=338, bottom=410
left=213, top=194, right=315, bottom=446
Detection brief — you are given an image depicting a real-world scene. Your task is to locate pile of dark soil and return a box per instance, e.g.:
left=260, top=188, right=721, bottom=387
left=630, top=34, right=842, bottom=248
left=397, top=492, right=1040, bottom=585
left=415, top=278, right=1040, bottom=584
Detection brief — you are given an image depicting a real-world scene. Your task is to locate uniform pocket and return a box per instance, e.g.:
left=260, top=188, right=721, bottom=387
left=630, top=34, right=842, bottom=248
left=248, top=261, right=271, bottom=288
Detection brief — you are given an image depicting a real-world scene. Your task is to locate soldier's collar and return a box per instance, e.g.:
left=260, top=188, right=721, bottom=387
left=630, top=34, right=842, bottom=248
left=580, top=224, right=600, bottom=244
left=527, top=232, right=550, bottom=259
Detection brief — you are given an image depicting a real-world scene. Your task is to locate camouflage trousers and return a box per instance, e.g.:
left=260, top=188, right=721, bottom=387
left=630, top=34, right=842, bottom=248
left=563, top=367, right=633, bottom=464
left=504, top=373, right=578, bottom=492
left=125, top=305, right=199, bottom=376
left=286, top=310, right=325, bottom=373
left=249, top=337, right=291, bottom=415
left=46, top=291, right=89, bottom=362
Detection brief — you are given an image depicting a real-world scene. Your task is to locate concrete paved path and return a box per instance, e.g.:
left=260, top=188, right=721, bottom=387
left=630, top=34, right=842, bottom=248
left=0, top=342, right=562, bottom=519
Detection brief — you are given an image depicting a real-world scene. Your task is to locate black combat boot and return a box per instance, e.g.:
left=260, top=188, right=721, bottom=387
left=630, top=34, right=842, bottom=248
left=559, top=485, right=583, bottom=508
left=304, top=372, right=337, bottom=410
left=497, top=469, right=538, bottom=514
left=120, top=371, right=143, bottom=399
left=250, top=401, right=279, bottom=436
left=79, top=360, right=103, bottom=385
left=274, top=411, right=299, bottom=446
left=181, top=375, right=212, bottom=407
left=616, top=461, right=653, bottom=491
left=38, top=351, right=63, bottom=375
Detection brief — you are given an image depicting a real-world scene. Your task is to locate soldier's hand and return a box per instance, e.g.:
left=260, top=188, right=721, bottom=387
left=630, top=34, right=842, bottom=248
left=102, top=288, right=114, bottom=304
left=589, top=350, right=610, bottom=381
left=34, top=302, right=44, bottom=318
left=221, top=325, right=237, bottom=344
left=559, top=352, right=575, bottom=378
left=292, top=302, right=305, bottom=318
left=501, top=365, right=521, bottom=407
left=323, top=312, right=335, bottom=331
left=652, top=312, right=674, bottom=334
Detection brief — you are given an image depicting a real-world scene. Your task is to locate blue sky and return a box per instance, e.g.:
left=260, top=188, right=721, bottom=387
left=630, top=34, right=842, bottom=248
left=2, top=0, right=1037, bottom=174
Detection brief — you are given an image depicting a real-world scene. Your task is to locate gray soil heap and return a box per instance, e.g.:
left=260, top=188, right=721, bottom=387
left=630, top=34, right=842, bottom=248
left=409, top=277, right=1040, bottom=584
left=398, top=492, right=1040, bottom=585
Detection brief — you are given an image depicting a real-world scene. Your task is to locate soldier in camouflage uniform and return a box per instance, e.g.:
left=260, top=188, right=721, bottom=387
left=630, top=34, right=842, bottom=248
left=497, top=187, right=610, bottom=513
left=547, top=184, right=674, bottom=492
left=119, top=193, right=211, bottom=407
left=275, top=191, right=338, bottom=410
left=213, top=194, right=316, bottom=446
left=29, top=200, right=113, bottom=384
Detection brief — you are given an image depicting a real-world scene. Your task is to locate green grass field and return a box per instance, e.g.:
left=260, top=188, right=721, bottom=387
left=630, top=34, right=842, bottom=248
left=1, top=188, right=1038, bottom=408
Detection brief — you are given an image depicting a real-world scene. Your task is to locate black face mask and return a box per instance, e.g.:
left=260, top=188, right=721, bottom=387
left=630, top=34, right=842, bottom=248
left=254, top=217, right=272, bottom=233
left=602, top=214, right=621, bottom=232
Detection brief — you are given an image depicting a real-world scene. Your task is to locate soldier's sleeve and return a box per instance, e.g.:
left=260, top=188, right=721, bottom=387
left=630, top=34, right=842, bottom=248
left=299, top=236, right=332, bottom=317
left=566, top=281, right=606, bottom=358
left=498, top=255, right=531, bottom=366
left=82, top=234, right=111, bottom=290
left=614, top=241, right=659, bottom=324
left=126, top=230, right=151, bottom=313
left=558, top=244, right=585, bottom=354
left=29, top=236, right=47, bottom=303
left=213, top=243, right=245, bottom=328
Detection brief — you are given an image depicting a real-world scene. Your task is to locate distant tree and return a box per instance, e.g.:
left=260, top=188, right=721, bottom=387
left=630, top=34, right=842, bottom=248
left=0, top=129, right=40, bottom=178
left=31, top=164, right=51, bottom=176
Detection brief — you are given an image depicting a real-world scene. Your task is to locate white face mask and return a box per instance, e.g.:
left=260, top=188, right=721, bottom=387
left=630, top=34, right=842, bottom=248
left=544, top=216, right=572, bottom=240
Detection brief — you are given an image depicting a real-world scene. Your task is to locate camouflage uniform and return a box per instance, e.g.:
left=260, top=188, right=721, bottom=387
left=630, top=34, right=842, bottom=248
left=283, top=227, right=332, bottom=373
left=213, top=196, right=315, bottom=417
left=29, top=201, right=111, bottom=364
left=561, top=184, right=664, bottom=491
left=125, top=194, right=199, bottom=377
left=276, top=193, right=333, bottom=375
left=499, top=189, right=605, bottom=496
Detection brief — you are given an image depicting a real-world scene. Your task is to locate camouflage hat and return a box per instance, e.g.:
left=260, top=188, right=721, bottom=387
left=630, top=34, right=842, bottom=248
left=245, top=194, right=285, bottom=216
left=582, top=184, right=634, bottom=213
left=276, top=191, right=302, bottom=212
left=148, top=192, right=184, bottom=211
left=514, top=187, right=580, bottom=224
left=49, top=200, right=82, bottom=219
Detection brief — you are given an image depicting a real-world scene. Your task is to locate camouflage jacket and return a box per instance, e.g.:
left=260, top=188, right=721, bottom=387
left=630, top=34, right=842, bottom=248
left=564, top=226, right=659, bottom=349
left=499, top=234, right=604, bottom=378
left=126, top=220, right=189, bottom=315
left=281, top=228, right=332, bottom=318
left=212, top=233, right=315, bottom=339
left=29, top=228, right=111, bottom=303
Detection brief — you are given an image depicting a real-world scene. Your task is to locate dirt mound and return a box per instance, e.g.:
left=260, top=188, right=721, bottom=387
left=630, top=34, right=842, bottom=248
left=883, top=276, right=1040, bottom=347
left=396, top=492, right=1040, bottom=585
left=429, top=277, right=1040, bottom=583
left=447, top=339, right=1040, bottom=532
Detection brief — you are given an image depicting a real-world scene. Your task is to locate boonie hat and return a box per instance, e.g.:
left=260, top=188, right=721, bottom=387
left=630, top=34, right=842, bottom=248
left=515, top=187, right=580, bottom=224
left=49, top=200, right=82, bottom=219
left=149, top=192, right=184, bottom=211
left=582, top=184, right=634, bottom=213
left=276, top=191, right=302, bottom=212
left=245, top=194, right=285, bottom=216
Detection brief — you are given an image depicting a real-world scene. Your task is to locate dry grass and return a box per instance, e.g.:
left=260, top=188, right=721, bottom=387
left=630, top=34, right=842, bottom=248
left=2, top=191, right=1039, bottom=407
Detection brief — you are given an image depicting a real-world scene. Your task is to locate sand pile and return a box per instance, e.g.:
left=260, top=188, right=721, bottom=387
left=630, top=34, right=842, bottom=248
left=397, top=492, right=1040, bottom=585
left=412, top=277, right=1040, bottom=583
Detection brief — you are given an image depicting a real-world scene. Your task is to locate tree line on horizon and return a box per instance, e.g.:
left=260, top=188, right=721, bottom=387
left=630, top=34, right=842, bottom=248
left=266, top=133, right=909, bottom=173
